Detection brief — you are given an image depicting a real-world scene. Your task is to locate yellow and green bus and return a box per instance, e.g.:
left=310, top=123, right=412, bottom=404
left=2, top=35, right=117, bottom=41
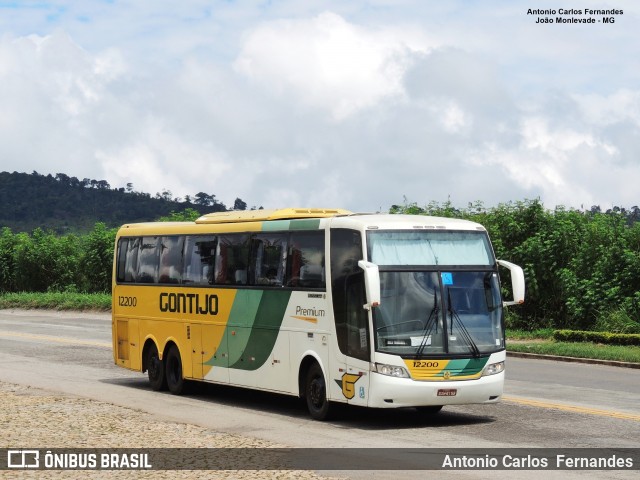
left=112, top=208, right=524, bottom=420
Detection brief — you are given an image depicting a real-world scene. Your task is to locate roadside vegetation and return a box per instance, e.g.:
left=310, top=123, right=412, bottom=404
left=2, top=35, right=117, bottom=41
left=0, top=292, right=111, bottom=311
left=507, top=329, right=640, bottom=363
left=507, top=340, right=640, bottom=364
left=1, top=198, right=639, bottom=364
left=0, top=291, right=637, bottom=364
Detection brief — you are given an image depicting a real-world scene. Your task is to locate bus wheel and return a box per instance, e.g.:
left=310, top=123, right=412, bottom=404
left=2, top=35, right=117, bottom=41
left=416, top=405, right=443, bottom=415
left=165, top=345, right=185, bottom=395
left=305, top=363, right=331, bottom=420
left=146, top=343, right=166, bottom=391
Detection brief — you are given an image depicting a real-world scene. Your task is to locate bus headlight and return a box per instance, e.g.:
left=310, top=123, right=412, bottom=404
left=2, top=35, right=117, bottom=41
left=482, top=361, right=505, bottom=377
left=373, top=363, right=409, bottom=378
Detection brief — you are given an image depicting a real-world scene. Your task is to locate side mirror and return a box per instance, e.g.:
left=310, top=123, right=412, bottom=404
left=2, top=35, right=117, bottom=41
left=497, top=260, right=525, bottom=306
left=358, top=260, right=381, bottom=310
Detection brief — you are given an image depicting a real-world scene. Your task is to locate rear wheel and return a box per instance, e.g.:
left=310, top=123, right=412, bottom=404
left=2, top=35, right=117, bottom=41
left=165, top=345, right=185, bottom=395
left=146, top=343, right=166, bottom=391
left=305, top=363, right=331, bottom=420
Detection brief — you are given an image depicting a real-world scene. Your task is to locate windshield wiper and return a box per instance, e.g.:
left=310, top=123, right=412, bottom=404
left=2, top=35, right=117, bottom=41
left=447, top=289, right=481, bottom=357
left=416, top=287, right=439, bottom=358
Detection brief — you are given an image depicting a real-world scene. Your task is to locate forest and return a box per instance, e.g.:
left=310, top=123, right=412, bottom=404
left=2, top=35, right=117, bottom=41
left=0, top=171, right=249, bottom=232
left=0, top=173, right=638, bottom=333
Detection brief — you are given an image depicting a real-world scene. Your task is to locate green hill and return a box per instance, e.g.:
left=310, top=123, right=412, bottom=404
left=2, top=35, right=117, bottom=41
left=0, top=171, right=245, bottom=233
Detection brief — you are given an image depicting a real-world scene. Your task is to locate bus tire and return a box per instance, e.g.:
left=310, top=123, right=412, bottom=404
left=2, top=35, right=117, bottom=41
left=146, top=343, right=166, bottom=391
left=305, top=362, right=331, bottom=420
left=165, top=344, right=185, bottom=395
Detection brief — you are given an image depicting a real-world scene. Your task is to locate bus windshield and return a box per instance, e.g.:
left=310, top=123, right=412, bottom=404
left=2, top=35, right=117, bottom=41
left=367, top=230, right=503, bottom=357
left=368, top=230, right=492, bottom=266
left=372, top=271, right=503, bottom=356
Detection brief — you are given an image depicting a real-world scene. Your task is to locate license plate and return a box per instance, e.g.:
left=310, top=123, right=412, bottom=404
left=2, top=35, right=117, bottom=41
left=437, top=389, right=457, bottom=396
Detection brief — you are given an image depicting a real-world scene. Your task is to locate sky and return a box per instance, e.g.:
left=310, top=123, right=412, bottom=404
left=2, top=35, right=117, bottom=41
left=0, top=1, right=638, bottom=212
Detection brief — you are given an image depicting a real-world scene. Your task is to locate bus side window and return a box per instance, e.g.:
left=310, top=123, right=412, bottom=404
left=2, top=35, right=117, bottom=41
left=137, top=237, right=160, bottom=284
left=287, top=232, right=325, bottom=289
left=251, top=233, right=287, bottom=287
left=215, top=235, right=250, bottom=285
left=116, top=238, right=129, bottom=283
left=159, top=236, right=184, bottom=284
left=124, top=237, right=140, bottom=283
left=183, top=235, right=216, bottom=285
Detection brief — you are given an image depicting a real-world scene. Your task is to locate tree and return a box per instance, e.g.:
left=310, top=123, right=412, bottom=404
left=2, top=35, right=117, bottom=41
left=80, top=223, right=117, bottom=292
left=233, top=198, right=247, bottom=210
left=157, top=208, right=201, bottom=222
left=0, top=227, right=17, bottom=292
left=194, top=192, right=214, bottom=206
left=55, top=173, right=70, bottom=185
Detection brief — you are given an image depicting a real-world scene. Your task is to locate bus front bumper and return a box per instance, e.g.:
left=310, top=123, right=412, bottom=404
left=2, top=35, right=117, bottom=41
left=367, top=371, right=504, bottom=409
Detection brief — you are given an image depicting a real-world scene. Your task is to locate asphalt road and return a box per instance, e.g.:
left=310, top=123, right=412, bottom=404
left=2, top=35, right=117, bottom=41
left=1, top=309, right=638, bottom=479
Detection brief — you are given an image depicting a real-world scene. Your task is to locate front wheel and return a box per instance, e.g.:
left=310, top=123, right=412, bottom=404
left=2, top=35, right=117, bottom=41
left=305, top=363, right=331, bottom=420
left=165, top=345, right=185, bottom=395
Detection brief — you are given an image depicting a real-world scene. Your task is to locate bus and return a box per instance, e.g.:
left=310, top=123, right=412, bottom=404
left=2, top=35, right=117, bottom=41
left=112, top=208, right=525, bottom=420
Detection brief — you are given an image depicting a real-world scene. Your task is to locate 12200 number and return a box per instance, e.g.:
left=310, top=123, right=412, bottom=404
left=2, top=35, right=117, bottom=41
left=118, top=296, right=137, bottom=307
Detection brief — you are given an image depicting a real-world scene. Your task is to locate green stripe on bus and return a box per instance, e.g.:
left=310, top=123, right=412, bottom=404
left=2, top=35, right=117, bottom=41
left=229, top=290, right=292, bottom=370
left=262, top=219, right=321, bottom=231
left=226, top=290, right=263, bottom=366
left=204, top=290, right=292, bottom=370
left=262, top=220, right=290, bottom=231
left=204, top=290, right=262, bottom=368
left=445, top=357, right=489, bottom=377
left=289, top=219, right=321, bottom=230
left=228, top=290, right=263, bottom=328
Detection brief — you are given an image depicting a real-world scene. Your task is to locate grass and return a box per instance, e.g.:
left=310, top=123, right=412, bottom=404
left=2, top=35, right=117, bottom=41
left=0, top=293, right=638, bottom=364
left=507, top=328, right=640, bottom=363
left=0, top=292, right=111, bottom=311
left=506, top=328, right=555, bottom=340
left=507, top=340, right=640, bottom=363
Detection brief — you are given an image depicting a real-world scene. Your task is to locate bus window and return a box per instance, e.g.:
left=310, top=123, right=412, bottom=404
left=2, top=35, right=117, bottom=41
left=215, top=235, right=250, bottom=285
left=251, top=233, right=287, bottom=286
left=116, top=238, right=129, bottom=283
left=159, top=236, right=184, bottom=284
left=183, top=236, right=216, bottom=285
left=138, top=237, right=160, bottom=283
left=123, top=237, right=140, bottom=283
left=287, top=232, right=325, bottom=289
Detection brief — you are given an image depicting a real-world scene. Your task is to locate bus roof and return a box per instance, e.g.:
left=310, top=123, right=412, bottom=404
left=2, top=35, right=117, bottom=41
left=330, top=213, right=487, bottom=232
left=117, top=210, right=486, bottom=236
left=195, top=208, right=352, bottom=224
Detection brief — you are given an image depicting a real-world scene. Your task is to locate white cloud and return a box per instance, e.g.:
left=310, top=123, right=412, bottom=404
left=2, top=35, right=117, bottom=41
left=98, top=119, right=232, bottom=200
left=234, top=12, right=430, bottom=120
left=0, top=3, right=638, bottom=214
left=468, top=115, right=626, bottom=207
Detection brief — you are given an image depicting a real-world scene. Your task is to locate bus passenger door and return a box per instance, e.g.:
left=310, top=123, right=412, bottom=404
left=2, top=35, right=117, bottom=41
left=330, top=228, right=370, bottom=406
left=343, top=272, right=371, bottom=407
